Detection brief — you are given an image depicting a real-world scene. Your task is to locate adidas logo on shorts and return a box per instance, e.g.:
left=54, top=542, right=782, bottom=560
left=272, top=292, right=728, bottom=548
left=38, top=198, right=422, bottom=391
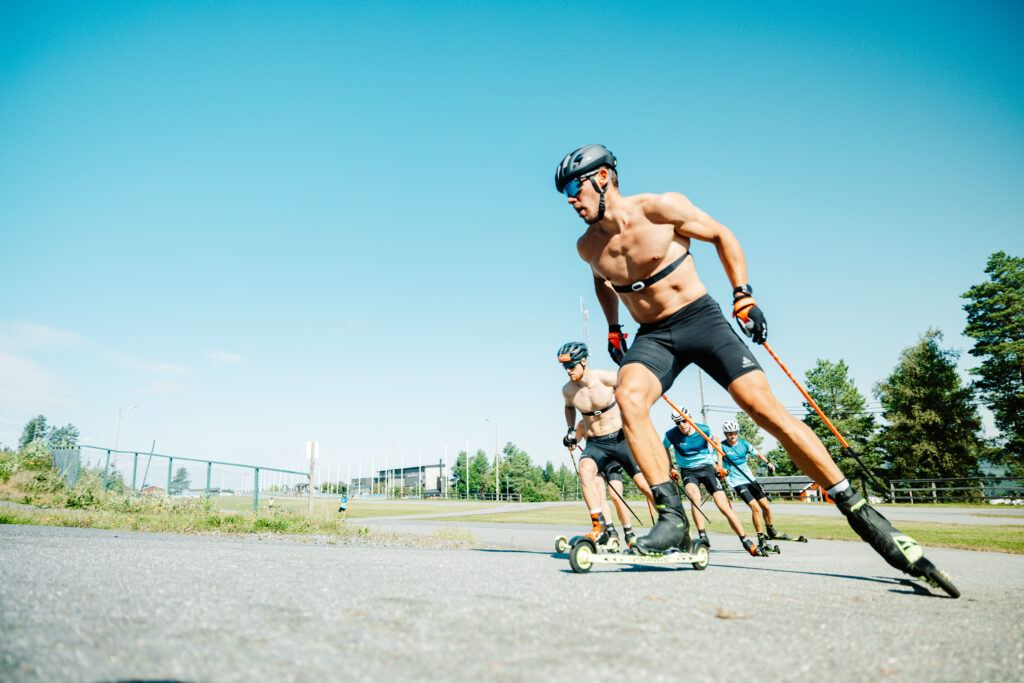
left=742, top=357, right=755, bottom=368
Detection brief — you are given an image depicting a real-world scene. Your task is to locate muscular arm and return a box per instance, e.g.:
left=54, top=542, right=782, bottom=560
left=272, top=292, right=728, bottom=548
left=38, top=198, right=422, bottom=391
left=592, top=272, right=620, bottom=327
left=647, top=192, right=750, bottom=289
left=564, top=404, right=576, bottom=430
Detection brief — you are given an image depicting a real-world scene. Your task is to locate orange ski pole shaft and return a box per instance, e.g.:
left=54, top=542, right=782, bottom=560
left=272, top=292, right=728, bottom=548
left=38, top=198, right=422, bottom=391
left=762, top=342, right=849, bottom=448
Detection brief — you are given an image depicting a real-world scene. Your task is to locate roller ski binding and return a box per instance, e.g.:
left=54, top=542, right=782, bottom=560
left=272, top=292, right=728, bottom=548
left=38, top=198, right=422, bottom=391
left=555, top=513, right=620, bottom=554
left=767, top=525, right=806, bottom=543
left=757, top=532, right=781, bottom=555
left=742, top=537, right=768, bottom=557
left=834, top=488, right=960, bottom=598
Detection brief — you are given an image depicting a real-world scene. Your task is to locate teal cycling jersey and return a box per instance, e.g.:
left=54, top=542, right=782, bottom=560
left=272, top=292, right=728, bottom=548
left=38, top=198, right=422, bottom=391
left=663, top=424, right=715, bottom=469
left=721, top=438, right=757, bottom=488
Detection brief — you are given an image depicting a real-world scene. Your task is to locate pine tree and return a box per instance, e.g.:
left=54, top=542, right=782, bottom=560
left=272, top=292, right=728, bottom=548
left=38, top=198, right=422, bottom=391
left=803, top=359, right=881, bottom=493
left=873, top=330, right=984, bottom=480
left=962, top=251, right=1024, bottom=473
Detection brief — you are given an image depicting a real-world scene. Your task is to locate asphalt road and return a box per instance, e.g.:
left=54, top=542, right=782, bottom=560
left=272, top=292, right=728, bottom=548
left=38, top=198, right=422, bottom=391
left=2, top=523, right=1023, bottom=682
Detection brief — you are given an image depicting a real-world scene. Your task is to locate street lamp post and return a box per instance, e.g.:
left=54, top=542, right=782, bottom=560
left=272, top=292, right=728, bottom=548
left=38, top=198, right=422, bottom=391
left=113, top=404, right=139, bottom=451
left=484, top=418, right=499, bottom=501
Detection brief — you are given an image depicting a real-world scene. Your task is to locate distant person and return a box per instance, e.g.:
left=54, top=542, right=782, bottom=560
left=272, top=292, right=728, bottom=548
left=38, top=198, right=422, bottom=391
left=663, top=410, right=765, bottom=556
left=718, top=420, right=794, bottom=546
left=560, top=341, right=654, bottom=549
left=554, top=144, right=955, bottom=594
left=337, top=493, right=350, bottom=522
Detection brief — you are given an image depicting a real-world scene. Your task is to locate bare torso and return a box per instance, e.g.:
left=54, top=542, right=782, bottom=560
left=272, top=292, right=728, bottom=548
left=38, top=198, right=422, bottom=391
left=577, top=193, right=711, bottom=324
left=562, top=368, right=622, bottom=437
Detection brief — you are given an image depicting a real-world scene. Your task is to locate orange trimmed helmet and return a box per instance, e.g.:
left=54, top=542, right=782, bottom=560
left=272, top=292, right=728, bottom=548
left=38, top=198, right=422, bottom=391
left=557, top=341, right=589, bottom=366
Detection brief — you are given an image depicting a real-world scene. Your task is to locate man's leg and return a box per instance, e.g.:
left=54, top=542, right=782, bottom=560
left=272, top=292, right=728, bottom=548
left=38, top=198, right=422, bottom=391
left=578, top=458, right=605, bottom=512
left=608, top=478, right=631, bottom=528
left=617, top=364, right=689, bottom=553
left=632, top=472, right=654, bottom=506
left=728, top=370, right=932, bottom=575
left=684, top=482, right=704, bottom=532
left=616, top=364, right=671, bottom=483
left=747, top=498, right=765, bottom=534
left=711, top=490, right=747, bottom=536
left=727, top=371, right=841, bottom=485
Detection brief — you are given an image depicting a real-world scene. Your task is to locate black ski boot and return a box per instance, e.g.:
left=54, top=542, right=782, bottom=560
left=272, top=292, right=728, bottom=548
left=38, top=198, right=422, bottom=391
left=634, top=481, right=689, bottom=555
left=834, top=488, right=960, bottom=598
left=741, top=536, right=767, bottom=557
left=766, top=525, right=793, bottom=541
left=757, top=532, right=780, bottom=554
left=623, top=526, right=637, bottom=550
left=698, top=529, right=710, bottom=548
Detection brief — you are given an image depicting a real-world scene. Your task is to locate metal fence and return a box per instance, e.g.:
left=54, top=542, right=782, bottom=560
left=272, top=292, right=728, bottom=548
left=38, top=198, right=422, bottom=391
left=889, top=477, right=1024, bottom=503
left=52, top=445, right=309, bottom=512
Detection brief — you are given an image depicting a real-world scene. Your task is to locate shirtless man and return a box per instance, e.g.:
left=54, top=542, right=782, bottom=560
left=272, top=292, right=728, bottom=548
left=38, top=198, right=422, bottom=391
left=553, top=144, right=950, bottom=589
left=559, top=341, right=654, bottom=549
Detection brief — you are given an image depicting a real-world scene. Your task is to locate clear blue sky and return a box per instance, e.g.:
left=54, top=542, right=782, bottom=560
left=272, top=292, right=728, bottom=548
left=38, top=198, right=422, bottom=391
left=2, top=1, right=1022, bottom=486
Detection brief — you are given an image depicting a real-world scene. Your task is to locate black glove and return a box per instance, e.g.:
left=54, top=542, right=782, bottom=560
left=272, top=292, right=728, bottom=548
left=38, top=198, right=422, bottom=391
left=732, top=285, right=767, bottom=344
left=562, top=428, right=578, bottom=448
left=608, top=324, right=629, bottom=366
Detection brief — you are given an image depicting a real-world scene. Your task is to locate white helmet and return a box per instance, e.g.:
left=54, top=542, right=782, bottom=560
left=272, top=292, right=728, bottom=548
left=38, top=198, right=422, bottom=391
left=671, top=408, right=692, bottom=424
left=722, top=420, right=740, bottom=434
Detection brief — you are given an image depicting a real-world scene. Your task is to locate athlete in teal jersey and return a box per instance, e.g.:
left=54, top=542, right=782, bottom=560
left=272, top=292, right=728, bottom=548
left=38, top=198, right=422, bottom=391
left=719, top=420, right=793, bottom=544
left=663, top=411, right=765, bottom=556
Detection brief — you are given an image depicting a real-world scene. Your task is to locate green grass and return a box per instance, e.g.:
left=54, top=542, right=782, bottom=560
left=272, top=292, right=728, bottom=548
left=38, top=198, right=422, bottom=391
left=423, top=504, right=1024, bottom=554
left=214, top=495, right=496, bottom=519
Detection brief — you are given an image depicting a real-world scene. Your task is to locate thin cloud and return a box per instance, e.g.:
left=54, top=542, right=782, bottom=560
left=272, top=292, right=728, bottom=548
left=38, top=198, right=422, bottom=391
left=141, top=382, right=187, bottom=396
left=0, top=322, right=85, bottom=351
left=0, top=351, right=73, bottom=410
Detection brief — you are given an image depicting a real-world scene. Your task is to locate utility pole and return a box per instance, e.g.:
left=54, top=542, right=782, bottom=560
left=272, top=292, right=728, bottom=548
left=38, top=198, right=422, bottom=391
left=306, top=441, right=318, bottom=516
left=697, top=369, right=709, bottom=425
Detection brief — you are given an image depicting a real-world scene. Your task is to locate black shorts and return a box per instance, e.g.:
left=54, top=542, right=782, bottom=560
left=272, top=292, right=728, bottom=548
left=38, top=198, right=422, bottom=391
left=734, top=482, right=768, bottom=504
left=680, top=463, right=724, bottom=494
left=581, top=430, right=641, bottom=482
left=621, top=293, right=762, bottom=394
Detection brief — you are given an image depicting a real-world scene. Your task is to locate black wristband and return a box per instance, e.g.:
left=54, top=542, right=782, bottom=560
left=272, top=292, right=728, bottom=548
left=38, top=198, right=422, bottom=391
left=733, top=284, right=753, bottom=298
left=609, top=324, right=623, bottom=333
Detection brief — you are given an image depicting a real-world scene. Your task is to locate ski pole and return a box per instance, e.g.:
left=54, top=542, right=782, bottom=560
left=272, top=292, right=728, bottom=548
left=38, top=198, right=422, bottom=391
left=571, top=446, right=647, bottom=527
left=760, top=342, right=892, bottom=501
left=660, top=393, right=736, bottom=512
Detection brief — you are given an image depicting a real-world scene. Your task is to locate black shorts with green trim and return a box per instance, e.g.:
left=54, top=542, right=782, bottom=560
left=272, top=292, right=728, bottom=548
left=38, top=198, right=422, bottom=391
left=621, top=293, right=762, bottom=394
left=581, top=429, right=641, bottom=482
left=734, top=481, right=768, bottom=504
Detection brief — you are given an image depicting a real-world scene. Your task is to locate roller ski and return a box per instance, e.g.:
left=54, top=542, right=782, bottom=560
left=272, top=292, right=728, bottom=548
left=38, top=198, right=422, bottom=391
left=568, top=480, right=710, bottom=573
left=766, top=525, right=806, bottom=543
left=835, top=489, right=960, bottom=598
left=569, top=535, right=710, bottom=573
left=742, top=536, right=768, bottom=557
left=756, top=533, right=781, bottom=555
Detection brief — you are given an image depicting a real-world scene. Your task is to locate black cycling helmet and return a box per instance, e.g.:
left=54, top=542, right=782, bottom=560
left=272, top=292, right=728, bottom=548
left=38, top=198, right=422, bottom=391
left=555, top=145, right=617, bottom=193
left=557, top=341, right=589, bottom=365
left=555, top=145, right=618, bottom=222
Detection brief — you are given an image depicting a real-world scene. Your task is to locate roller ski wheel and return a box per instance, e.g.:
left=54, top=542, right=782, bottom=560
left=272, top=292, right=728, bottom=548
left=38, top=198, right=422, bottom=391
left=568, top=540, right=710, bottom=574
left=569, top=541, right=596, bottom=574
left=554, top=535, right=569, bottom=553
left=912, top=557, right=961, bottom=599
